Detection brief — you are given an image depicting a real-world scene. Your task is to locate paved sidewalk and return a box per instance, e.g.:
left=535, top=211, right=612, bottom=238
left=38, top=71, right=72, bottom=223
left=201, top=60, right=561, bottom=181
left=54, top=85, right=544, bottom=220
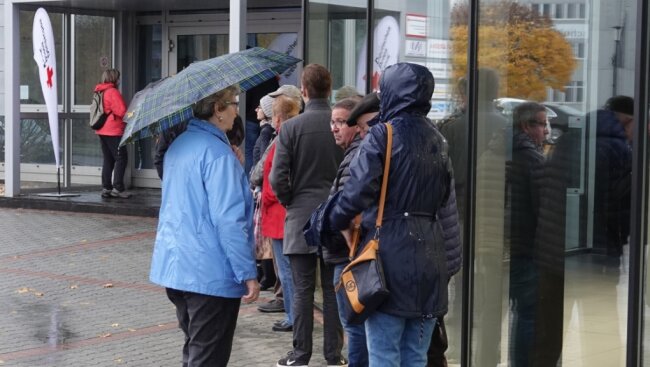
left=0, top=208, right=333, bottom=367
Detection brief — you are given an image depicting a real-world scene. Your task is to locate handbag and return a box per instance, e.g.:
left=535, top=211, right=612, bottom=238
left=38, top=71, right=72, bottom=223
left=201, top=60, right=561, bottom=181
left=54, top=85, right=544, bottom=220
left=335, top=122, right=393, bottom=325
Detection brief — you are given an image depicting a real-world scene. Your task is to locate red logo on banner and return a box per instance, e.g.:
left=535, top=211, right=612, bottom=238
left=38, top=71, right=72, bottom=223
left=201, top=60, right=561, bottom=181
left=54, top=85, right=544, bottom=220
left=46, top=66, right=54, bottom=88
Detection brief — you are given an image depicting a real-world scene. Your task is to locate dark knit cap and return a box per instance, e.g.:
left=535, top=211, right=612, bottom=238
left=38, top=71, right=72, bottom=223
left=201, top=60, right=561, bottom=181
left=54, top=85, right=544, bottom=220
left=347, top=92, right=380, bottom=126
left=605, top=95, right=634, bottom=115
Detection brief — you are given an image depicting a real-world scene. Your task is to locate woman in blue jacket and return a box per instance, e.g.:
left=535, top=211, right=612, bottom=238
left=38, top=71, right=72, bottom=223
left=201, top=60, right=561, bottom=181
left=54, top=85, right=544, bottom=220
left=329, top=63, right=453, bottom=367
left=149, top=85, right=260, bottom=367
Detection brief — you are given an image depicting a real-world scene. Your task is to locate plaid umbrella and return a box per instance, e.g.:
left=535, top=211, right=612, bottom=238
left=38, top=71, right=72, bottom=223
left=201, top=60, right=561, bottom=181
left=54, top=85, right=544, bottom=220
left=120, top=47, right=301, bottom=145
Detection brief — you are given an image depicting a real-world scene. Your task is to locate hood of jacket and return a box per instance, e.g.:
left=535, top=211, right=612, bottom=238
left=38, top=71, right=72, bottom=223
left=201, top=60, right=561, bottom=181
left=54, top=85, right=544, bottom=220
left=378, top=63, right=435, bottom=122
left=94, top=82, right=116, bottom=93
left=595, top=109, right=627, bottom=140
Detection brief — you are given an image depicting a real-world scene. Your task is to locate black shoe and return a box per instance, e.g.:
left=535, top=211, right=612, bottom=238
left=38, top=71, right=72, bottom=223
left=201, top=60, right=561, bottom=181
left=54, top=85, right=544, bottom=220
left=101, top=189, right=112, bottom=198
left=272, top=320, right=293, bottom=332
left=326, top=357, right=349, bottom=367
left=277, top=351, right=308, bottom=367
left=257, top=299, right=285, bottom=313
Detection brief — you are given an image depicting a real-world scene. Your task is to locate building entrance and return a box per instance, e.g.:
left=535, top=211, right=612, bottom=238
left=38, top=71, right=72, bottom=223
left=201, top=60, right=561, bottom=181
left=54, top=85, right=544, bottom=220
left=131, top=17, right=300, bottom=188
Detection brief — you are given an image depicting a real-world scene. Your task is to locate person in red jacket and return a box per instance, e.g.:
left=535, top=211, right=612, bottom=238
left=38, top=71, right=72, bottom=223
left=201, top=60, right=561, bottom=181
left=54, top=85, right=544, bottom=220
left=261, top=95, right=300, bottom=333
left=94, top=69, right=130, bottom=198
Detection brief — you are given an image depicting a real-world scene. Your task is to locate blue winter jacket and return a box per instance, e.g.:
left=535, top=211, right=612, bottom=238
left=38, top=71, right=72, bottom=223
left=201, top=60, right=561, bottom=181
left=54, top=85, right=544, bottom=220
left=329, top=63, right=453, bottom=318
left=150, top=118, right=257, bottom=298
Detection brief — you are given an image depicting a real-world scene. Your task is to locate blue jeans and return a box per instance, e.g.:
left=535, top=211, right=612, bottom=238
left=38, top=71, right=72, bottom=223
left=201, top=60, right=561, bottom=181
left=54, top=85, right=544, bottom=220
left=245, top=120, right=261, bottom=177
left=272, top=239, right=294, bottom=325
left=365, top=311, right=436, bottom=367
left=333, top=263, right=369, bottom=367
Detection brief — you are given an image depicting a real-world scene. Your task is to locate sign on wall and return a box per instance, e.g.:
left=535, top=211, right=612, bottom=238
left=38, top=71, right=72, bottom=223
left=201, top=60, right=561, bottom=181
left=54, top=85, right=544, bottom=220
left=406, top=14, right=427, bottom=38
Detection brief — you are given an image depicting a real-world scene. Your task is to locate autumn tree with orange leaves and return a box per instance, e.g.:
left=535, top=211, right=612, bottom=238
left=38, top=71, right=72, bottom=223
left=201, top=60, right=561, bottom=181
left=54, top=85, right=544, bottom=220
left=450, top=1, right=576, bottom=101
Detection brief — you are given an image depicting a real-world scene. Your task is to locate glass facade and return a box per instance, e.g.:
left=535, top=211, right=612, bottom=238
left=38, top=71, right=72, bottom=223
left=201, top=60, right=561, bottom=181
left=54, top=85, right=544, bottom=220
left=306, top=0, right=646, bottom=366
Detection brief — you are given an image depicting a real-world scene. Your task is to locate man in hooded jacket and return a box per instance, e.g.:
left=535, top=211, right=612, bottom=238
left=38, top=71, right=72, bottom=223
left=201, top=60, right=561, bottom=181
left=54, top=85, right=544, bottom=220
left=328, top=63, right=453, bottom=366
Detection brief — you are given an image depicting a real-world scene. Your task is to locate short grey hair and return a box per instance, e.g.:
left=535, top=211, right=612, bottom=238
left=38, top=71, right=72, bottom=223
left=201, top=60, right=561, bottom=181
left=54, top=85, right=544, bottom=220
left=513, top=102, right=546, bottom=130
left=192, top=85, right=240, bottom=120
left=333, top=98, right=358, bottom=112
left=101, top=68, right=120, bottom=84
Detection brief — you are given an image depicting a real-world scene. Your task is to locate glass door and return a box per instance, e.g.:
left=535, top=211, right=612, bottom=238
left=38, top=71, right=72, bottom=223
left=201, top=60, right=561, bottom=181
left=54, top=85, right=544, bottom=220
left=168, top=26, right=230, bottom=74
left=131, top=25, right=229, bottom=188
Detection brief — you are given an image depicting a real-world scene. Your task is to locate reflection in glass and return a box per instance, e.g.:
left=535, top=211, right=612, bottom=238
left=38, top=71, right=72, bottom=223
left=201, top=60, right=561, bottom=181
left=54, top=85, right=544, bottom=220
left=71, top=119, right=102, bottom=167
left=470, top=0, right=636, bottom=366
left=135, top=25, right=163, bottom=171
left=307, top=1, right=367, bottom=95
left=74, top=15, right=114, bottom=106
left=176, top=34, right=228, bottom=72
left=20, top=119, right=61, bottom=164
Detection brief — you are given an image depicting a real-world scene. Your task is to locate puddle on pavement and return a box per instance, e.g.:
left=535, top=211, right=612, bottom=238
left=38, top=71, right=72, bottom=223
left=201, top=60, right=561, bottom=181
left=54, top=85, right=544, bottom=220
left=20, top=303, right=77, bottom=345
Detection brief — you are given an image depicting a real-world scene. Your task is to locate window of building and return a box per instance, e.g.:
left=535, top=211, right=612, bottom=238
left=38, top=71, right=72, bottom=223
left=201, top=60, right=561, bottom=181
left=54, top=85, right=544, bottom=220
left=532, top=4, right=540, bottom=15
left=555, top=4, right=564, bottom=19
left=567, top=3, right=577, bottom=18
left=572, top=41, right=585, bottom=59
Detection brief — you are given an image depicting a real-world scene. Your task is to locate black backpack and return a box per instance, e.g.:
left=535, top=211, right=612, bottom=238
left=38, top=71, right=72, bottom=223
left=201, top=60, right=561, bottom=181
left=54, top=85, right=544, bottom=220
left=89, top=91, right=109, bottom=130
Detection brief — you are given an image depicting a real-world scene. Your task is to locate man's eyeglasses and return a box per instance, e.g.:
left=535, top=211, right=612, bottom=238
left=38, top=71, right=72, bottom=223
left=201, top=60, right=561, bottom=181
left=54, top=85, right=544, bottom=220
left=528, top=119, right=548, bottom=127
left=330, top=119, right=347, bottom=129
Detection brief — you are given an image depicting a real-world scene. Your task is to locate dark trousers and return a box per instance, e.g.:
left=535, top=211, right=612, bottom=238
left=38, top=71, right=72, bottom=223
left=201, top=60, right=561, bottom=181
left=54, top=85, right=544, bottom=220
left=245, top=120, right=260, bottom=177
left=99, top=135, right=128, bottom=191
left=166, top=288, right=241, bottom=367
left=289, top=254, right=344, bottom=363
left=426, top=316, right=449, bottom=367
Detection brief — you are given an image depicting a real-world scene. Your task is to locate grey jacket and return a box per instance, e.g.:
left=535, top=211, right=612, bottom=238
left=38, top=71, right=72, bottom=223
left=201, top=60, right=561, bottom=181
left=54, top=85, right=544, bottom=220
left=269, top=98, right=343, bottom=255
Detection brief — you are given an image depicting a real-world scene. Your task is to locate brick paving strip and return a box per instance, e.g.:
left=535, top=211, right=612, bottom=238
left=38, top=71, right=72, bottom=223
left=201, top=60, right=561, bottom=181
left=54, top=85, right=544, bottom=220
left=0, top=231, right=156, bottom=264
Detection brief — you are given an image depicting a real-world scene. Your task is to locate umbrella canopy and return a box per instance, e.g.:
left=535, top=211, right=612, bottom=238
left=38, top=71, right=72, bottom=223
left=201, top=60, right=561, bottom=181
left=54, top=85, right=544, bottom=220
left=120, top=47, right=301, bottom=145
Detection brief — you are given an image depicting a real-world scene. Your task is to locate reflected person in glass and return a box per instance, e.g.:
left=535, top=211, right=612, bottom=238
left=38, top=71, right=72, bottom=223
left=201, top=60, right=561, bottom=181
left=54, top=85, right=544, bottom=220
left=507, top=102, right=548, bottom=367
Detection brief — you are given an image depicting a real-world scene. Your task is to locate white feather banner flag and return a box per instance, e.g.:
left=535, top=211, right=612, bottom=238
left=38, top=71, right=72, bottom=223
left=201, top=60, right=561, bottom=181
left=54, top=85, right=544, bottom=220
left=32, top=8, right=60, bottom=167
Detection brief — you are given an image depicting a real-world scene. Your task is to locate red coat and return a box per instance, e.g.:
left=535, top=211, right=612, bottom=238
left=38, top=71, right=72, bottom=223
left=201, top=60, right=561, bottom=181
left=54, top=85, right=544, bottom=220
left=94, top=82, right=127, bottom=136
left=261, top=143, right=286, bottom=239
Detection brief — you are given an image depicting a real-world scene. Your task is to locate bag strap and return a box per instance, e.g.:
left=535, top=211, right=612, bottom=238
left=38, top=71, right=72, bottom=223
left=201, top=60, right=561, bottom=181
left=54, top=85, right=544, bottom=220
left=375, top=123, right=393, bottom=231
left=348, top=122, right=393, bottom=257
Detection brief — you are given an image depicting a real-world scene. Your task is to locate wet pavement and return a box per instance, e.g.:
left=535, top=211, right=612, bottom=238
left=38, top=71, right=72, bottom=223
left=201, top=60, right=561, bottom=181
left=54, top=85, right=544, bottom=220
left=0, top=208, right=333, bottom=366
left=0, top=186, right=161, bottom=217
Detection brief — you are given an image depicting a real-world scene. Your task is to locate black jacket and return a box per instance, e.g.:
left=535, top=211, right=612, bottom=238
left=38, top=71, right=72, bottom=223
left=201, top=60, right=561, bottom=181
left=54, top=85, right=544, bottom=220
left=507, top=131, right=545, bottom=260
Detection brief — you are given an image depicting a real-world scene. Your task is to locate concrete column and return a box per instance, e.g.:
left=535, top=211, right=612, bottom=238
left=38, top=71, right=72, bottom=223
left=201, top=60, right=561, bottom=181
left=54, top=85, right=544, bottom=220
left=229, top=0, right=246, bottom=53
left=4, top=2, right=20, bottom=197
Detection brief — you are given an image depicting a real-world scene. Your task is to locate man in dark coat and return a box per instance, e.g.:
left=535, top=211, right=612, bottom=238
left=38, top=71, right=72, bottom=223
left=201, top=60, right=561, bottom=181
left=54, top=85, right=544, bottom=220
left=270, top=64, right=345, bottom=367
left=593, top=95, right=633, bottom=264
left=507, top=102, right=548, bottom=367
left=322, top=97, right=369, bottom=367
left=328, top=63, right=453, bottom=366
